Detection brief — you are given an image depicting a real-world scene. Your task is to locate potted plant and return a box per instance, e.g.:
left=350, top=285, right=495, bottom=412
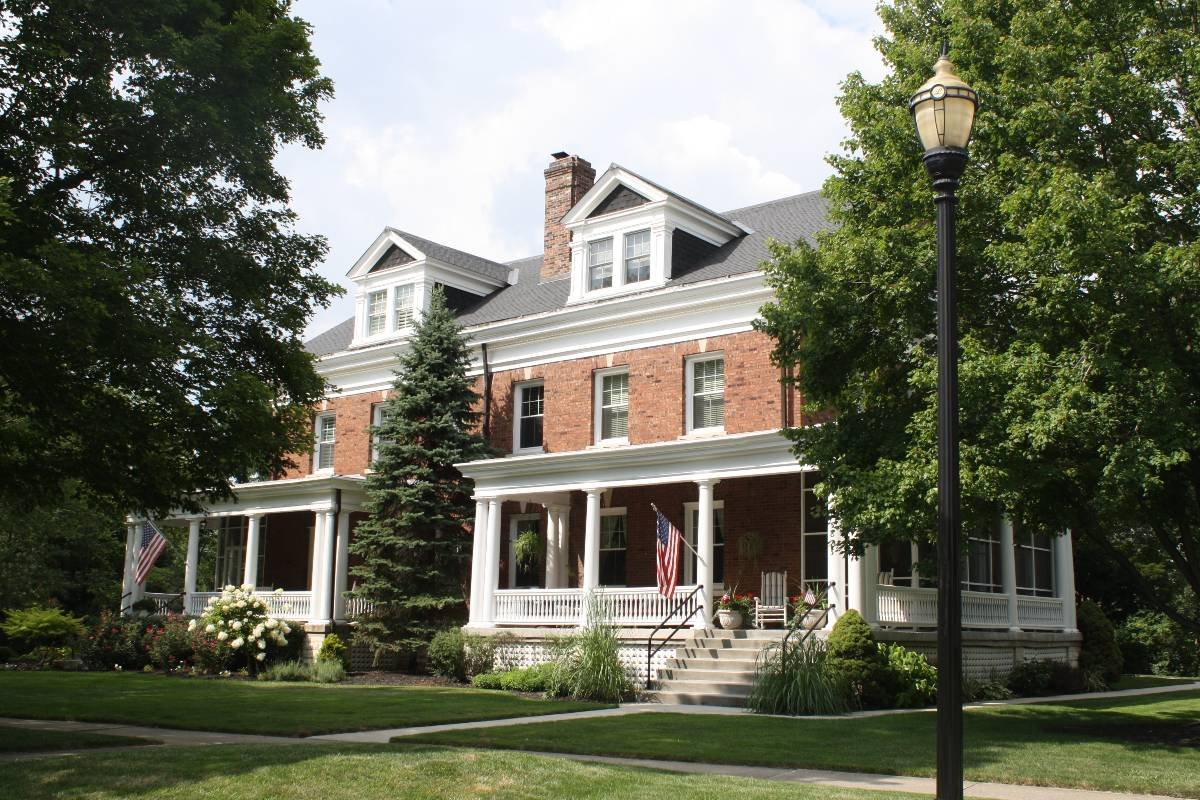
left=715, top=592, right=752, bottom=629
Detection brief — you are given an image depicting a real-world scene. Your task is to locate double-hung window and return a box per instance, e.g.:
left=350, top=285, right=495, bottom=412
left=624, top=229, right=650, bottom=283
left=1015, top=530, right=1054, bottom=597
left=370, top=404, right=393, bottom=465
left=595, top=369, right=629, bottom=443
left=314, top=413, right=336, bottom=472
left=515, top=382, right=544, bottom=452
left=599, top=510, right=627, bottom=586
left=964, top=531, right=1001, bottom=593
left=801, top=471, right=829, bottom=588
left=393, top=284, right=415, bottom=329
left=587, top=237, right=613, bottom=290
left=687, top=355, right=725, bottom=432
left=366, top=290, right=387, bottom=336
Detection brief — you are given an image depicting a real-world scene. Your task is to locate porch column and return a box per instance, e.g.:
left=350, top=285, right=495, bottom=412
left=847, top=546, right=866, bottom=621
left=825, top=517, right=843, bottom=629
left=479, top=497, right=503, bottom=626
left=544, top=505, right=560, bottom=589
left=1000, top=518, right=1020, bottom=632
left=861, top=544, right=879, bottom=626
left=184, top=518, right=202, bottom=611
left=469, top=499, right=489, bottom=624
left=332, top=510, right=351, bottom=622
left=582, top=489, right=603, bottom=593
left=1055, top=529, right=1078, bottom=632
left=121, top=523, right=138, bottom=614
left=243, top=513, right=264, bottom=589
left=131, top=523, right=146, bottom=603
left=695, top=479, right=717, bottom=629
left=556, top=506, right=571, bottom=588
left=308, top=510, right=330, bottom=625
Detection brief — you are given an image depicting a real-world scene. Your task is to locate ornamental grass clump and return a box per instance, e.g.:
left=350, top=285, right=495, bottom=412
left=545, top=598, right=631, bottom=703
left=748, top=636, right=850, bottom=715
left=189, top=585, right=291, bottom=672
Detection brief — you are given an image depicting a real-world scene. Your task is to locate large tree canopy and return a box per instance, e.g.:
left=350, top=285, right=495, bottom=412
left=758, top=0, right=1200, bottom=631
left=0, top=0, right=338, bottom=514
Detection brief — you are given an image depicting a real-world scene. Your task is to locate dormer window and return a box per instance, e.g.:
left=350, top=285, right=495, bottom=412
left=587, top=238, right=613, bottom=290
left=624, top=230, right=650, bottom=283
left=393, top=284, right=415, bottom=329
left=366, top=291, right=387, bottom=336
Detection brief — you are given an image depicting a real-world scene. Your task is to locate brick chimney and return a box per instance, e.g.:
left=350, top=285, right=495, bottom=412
left=542, top=152, right=595, bottom=281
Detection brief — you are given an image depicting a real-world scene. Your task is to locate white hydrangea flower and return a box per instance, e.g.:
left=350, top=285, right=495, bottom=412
left=265, top=618, right=278, bottom=629
left=257, top=639, right=266, bottom=650
left=217, top=631, right=228, bottom=641
left=205, top=624, right=216, bottom=633
left=241, top=583, right=253, bottom=592
left=230, top=637, right=244, bottom=649
left=187, top=619, right=197, bottom=631
left=231, top=620, right=242, bottom=630
left=255, top=652, right=266, bottom=661
left=253, top=624, right=265, bottom=637
left=273, top=587, right=284, bottom=596
left=236, top=600, right=246, bottom=609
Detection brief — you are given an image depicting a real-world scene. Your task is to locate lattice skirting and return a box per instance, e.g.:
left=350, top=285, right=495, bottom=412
left=891, top=640, right=1075, bottom=680
left=495, top=641, right=675, bottom=685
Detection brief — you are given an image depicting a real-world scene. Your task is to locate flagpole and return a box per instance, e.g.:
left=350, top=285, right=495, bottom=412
left=651, top=503, right=706, bottom=566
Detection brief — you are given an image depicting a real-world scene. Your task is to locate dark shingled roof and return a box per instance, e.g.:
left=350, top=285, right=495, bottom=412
left=385, top=228, right=510, bottom=283
left=305, top=190, right=830, bottom=357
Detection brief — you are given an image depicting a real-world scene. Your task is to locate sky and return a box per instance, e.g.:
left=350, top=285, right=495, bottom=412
left=278, top=0, right=887, bottom=339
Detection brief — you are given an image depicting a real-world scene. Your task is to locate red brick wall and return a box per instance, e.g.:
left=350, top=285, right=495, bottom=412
left=281, top=389, right=389, bottom=479
left=261, top=511, right=313, bottom=590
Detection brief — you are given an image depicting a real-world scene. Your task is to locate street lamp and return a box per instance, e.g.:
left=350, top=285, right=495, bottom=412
left=909, top=44, right=978, bottom=800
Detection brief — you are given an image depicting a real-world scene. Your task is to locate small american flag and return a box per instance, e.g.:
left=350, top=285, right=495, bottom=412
left=133, top=520, right=168, bottom=584
left=803, top=585, right=817, bottom=608
left=654, top=507, right=682, bottom=599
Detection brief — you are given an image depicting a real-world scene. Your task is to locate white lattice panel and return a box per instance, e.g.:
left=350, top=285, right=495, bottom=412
left=493, top=641, right=675, bottom=684
left=963, top=648, right=1015, bottom=679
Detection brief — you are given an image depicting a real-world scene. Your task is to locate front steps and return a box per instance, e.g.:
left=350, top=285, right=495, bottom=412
left=652, top=628, right=786, bottom=708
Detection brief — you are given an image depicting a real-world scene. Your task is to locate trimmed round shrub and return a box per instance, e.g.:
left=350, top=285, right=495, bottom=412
left=471, top=671, right=504, bottom=689
left=825, top=610, right=893, bottom=708
left=317, top=632, right=350, bottom=670
left=1077, top=599, right=1123, bottom=685
left=428, top=628, right=466, bottom=680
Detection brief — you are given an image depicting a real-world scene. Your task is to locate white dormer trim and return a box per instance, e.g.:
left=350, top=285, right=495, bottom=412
left=561, top=166, right=742, bottom=304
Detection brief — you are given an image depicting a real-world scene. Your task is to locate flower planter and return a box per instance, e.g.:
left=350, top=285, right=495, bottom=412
left=716, top=609, right=744, bottom=629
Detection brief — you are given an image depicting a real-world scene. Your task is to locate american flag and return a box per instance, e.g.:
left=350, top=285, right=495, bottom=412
left=133, top=520, right=168, bottom=584
left=803, top=585, right=817, bottom=608
left=654, top=507, right=682, bottom=599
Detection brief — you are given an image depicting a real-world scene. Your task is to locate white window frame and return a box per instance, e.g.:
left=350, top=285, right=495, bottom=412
left=366, top=290, right=387, bottom=336
left=598, top=507, right=628, bottom=587
left=587, top=237, right=614, bottom=291
left=682, top=500, right=725, bottom=587
left=392, top=283, right=416, bottom=330
left=593, top=367, right=630, bottom=445
left=623, top=228, right=651, bottom=284
left=513, top=380, right=545, bottom=454
left=685, top=353, right=726, bottom=434
left=1015, top=531, right=1056, bottom=597
left=800, top=470, right=830, bottom=589
left=507, top=514, right=542, bottom=589
left=370, top=403, right=393, bottom=467
left=314, top=413, right=336, bottom=473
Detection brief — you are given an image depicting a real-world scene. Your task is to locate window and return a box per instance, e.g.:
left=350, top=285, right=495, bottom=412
left=801, top=471, right=829, bottom=587
left=214, top=518, right=266, bottom=589
left=587, top=237, right=613, bottom=290
left=964, top=531, right=1001, bottom=593
left=684, top=503, right=725, bottom=586
left=314, top=414, right=336, bottom=471
left=514, top=382, right=544, bottom=452
left=508, top=516, right=542, bottom=589
left=370, top=404, right=393, bottom=465
left=393, top=284, right=415, bottom=329
left=366, top=290, right=387, bottom=336
left=624, top=229, right=650, bottom=283
left=1015, top=530, right=1055, bottom=597
left=599, top=511, right=627, bottom=586
left=687, top=355, right=725, bottom=432
left=595, top=370, right=629, bottom=443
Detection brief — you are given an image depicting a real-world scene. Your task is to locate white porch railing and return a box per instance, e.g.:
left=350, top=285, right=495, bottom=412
left=344, top=596, right=376, bottom=618
left=186, top=590, right=313, bottom=621
left=493, top=585, right=702, bottom=627
left=143, top=592, right=182, bottom=615
left=875, top=585, right=1066, bottom=630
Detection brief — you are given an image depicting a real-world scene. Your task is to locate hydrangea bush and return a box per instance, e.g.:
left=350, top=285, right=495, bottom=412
left=188, top=585, right=291, bottom=671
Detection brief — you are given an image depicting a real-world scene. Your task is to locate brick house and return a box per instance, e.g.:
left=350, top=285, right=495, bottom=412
left=124, top=153, right=1081, bottom=689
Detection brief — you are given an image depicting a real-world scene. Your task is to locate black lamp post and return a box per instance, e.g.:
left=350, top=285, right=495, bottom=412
left=909, top=45, right=978, bottom=800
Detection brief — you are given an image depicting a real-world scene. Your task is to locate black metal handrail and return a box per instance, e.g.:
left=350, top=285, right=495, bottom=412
left=644, top=584, right=704, bottom=689
left=118, top=591, right=133, bottom=614
left=780, top=583, right=832, bottom=669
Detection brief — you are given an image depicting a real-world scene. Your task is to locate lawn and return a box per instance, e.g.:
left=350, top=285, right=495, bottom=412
left=0, top=742, right=928, bottom=800
left=0, top=672, right=608, bottom=737
left=0, top=725, right=154, bottom=754
left=1110, top=674, right=1199, bottom=691
left=408, top=690, right=1200, bottom=798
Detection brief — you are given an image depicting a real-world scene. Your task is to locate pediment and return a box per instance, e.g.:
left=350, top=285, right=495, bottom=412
left=587, top=185, right=650, bottom=218
left=368, top=244, right=417, bottom=273
left=347, top=229, right=427, bottom=279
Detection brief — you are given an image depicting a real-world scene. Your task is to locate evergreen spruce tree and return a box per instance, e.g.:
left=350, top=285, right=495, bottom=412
left=348, top=288, right=490, bottom=663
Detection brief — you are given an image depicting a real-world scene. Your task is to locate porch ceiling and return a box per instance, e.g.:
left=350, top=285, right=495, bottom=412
left=458, top=429, right=807, bottom=498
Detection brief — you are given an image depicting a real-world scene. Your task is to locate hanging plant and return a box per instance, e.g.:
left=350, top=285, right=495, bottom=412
left=513, top=530, right=544, bottom=569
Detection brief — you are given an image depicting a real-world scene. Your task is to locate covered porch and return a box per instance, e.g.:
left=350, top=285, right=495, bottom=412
left=127, top=475, right=372, bottom=625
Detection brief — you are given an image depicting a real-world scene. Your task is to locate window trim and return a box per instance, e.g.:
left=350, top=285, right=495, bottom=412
left=365, top=290, right=387, bottom=337
left=1015, top=531, right=1055, bottom=597
left=592, top=367, right=630, bottom=446
left=685, top=353, right=726, bottom=434
left=392, top=283, right=416, bottom=330
left=598, top=507, right=628, bottom=587
left=314, top=413, right=336, bottom=474
left=682, top=500, right=725, bottom=587
left=586, top=237, right=614, bottom=291
left=623, top=228, right=651, bottom=284
left=512, top=380, right=545, bottom=455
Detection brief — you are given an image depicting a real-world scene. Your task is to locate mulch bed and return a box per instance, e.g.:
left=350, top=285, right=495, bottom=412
left=341, top=671, right=464, bottom=688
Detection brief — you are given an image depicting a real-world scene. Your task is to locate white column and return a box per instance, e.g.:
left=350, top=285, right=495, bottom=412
left=861, top=544, right=879, bottom=626
left=1000, top=518, right=1020, bottom=632
left=308, top=510, right=329, bottom=624
left=332, top=511, right=351, bottom=621
left=320, top=510, right=337, bottom=623
left=1055, top=529, right=1078, bottom=632
left=184, top=519, right=202, bottom=610
left=556, top=507, right=571, bottom=588
left=847, top=547, right=866, bottom=621
left=479, top=498, right=503, bottom=626
left=825, top=518, right=843, bottom=628
left=121, top=523, right=138, bottom=614
left=131, top=523, right=146, bottom=603
left=469, top=499, right=489, bottom=624
left=243, top=514, right=263, bottom=589
left=582, top=490, right=602, bottom=592
left=544, top=506, right=560, bottom=589
left=695, top=479, right=717, bottom=629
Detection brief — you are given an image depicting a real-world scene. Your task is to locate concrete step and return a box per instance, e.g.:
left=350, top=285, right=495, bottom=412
left=655, top=678, right=753, bottom=696
left=657, top=667, right=757, bottom=683
left=654, top=689, right=750, bottom=708
left=676, top=646, right=769, bottom=660
left=700, top=629, right=788, bottom=640
left=666, top=656, right=759, bottom=672
left=688, top=637, right=777, bottom=650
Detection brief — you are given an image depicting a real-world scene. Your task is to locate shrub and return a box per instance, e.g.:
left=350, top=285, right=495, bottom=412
left=1, top=606, right=86, bottom=653
left=471, top=671, right=504, bottom=689
left=1077, top=599, right=1122, bottom=686
left=1007, top=658, right=1082, bottom=695
left=1117, top=611, right=1200, bottom=677
left=748, top=637, right=851, bottom=715
left=264, top=659, right=313, bottom=682
left=825, top=610, right=892, bottom=708
left=428, top=628, right=466, bottom=680
left=317, top=633, right=350, bottom=670
left=189, top=585, right=292, bottom=673
left=0, top=645, right=12, bottom=663
left=963, top=676, right=1014, bottom=702
left=143, top=615, right=195, bottom=671
left=881, top=644, right=937, bottom=708
left=463, top=632, right=517, bottom=677
left=80, top=612, right=145, bottom=670
left=471, top=664, right=555, bottom=692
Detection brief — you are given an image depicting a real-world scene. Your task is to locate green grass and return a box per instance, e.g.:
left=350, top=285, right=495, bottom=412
left=0, top=742, right=927, bottom=800
left=409, top=691, right=1200, bottom=798
left=0, top=725, right=154, bottom=754
left=1110, top=674, right=1199, bottom=691
left=0, top=672, right=608, bottom=737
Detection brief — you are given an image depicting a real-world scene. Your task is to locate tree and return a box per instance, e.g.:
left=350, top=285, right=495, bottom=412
left=0, top=0, right=339, bottom=516
left=757, top=0, right=1200, bottom=633
left=348, top=288, right=491, bottom=663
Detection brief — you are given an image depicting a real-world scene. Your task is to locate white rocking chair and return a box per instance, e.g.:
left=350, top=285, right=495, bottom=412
left=755, top=571, right=789, bottom=628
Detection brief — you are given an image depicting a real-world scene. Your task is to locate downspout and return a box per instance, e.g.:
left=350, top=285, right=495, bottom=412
left=481, top=342, right=493, bottom=440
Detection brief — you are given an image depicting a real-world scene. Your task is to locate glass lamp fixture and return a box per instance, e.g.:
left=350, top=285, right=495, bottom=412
left=909, top=45, right=978, bottom=154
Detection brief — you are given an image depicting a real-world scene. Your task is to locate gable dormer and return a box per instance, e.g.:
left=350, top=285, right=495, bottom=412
left=560, top=165, right=743, bottom=303
left=346, top=228, right=509, bottom=347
